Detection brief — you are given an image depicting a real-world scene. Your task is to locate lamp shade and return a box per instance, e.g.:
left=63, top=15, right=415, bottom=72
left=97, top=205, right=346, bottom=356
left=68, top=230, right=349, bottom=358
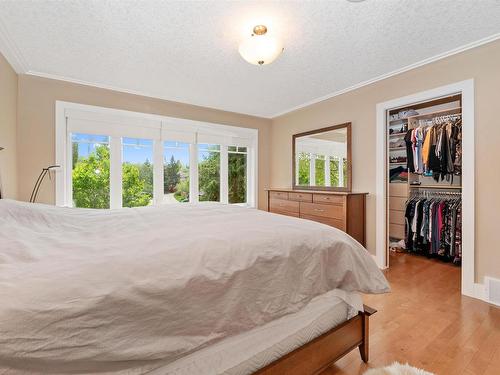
left=239, top=26, right=283, bottom=65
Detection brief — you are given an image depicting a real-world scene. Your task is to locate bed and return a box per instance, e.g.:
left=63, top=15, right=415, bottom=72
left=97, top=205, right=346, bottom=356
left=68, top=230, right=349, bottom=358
left=0, top=200, right=389, bottom=374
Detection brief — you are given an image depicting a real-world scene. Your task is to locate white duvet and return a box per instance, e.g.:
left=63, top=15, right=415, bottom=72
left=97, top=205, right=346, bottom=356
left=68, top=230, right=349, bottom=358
left=0, top=200, right=389, bottom=374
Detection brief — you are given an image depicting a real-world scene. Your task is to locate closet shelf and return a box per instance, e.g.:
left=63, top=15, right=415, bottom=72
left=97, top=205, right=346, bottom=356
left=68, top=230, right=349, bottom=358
left=389, top=162, right=407, bottom=165
left=389, top=147, right=406, bottom=151
left=389, top=132, right=407, bottom=137
left=409, top=184, right=462, bottom=189
left=389, top=118, right=409, bottom=124
left=407, top=106, right=462, bottom=122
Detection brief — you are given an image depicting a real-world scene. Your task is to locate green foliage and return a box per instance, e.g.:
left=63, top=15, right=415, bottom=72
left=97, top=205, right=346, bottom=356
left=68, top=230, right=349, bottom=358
left=315, top=157, right=325, bottom=186
left=164, top=155, right=181, bottom=193
left=228, top=153, right=246, bottom=203
left=72, top=142, right=79, bottom=168
left=72, top=144, right=247, bottom=207
left=198, top=151, right=220, bottom=202
left=72, top=145, right=111, bottom=209
left=298, top=152, right=310, bottom=185
left=343, top=158, right=348, bottom=187
left=174, top=178, right=189, bottom=202
left=122, top=162, right=152, bottom=208
left=72, top=145, right=153, bottom=209
left=330, top=158, right=339, bottom=187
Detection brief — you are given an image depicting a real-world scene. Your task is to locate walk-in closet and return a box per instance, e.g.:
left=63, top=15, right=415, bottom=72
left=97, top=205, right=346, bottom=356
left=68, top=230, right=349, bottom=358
left=386, top=95, right=463, bottom=266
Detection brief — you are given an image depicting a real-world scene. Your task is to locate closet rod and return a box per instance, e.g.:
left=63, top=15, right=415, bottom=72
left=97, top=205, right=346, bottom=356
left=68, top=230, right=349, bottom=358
left=407, top=106, right=461, bottom=121
left=409, top=191, right=462, bottom=198
left=409, top=185, right=462, bottom=189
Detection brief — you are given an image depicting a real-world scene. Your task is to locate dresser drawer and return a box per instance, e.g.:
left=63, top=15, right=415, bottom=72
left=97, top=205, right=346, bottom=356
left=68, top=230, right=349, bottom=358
left=270, top=198, right=299, bottom=213
left=289, top=192, right=312, bottom=202
left=300, top=214, right=346, bottom=231
left=313, top=194, right=345, bottom=205
left=300, top=202, right=344, bottom=219
left=269, top=191, right=289, bottom=200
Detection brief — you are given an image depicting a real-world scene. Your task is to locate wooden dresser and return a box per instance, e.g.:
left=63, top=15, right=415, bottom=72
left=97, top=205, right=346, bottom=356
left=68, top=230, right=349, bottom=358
left=266, top=188, right=367, bottom=246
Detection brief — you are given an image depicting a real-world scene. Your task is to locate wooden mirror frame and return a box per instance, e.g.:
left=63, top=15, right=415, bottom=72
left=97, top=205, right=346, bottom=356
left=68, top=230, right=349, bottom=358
left=292, top=122, right=352, bottom=192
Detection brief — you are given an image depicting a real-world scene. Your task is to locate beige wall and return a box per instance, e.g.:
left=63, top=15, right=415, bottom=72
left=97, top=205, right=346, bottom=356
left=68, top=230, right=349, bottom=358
left=0, top=52, right=18, bottom=199
left=16, top=75, right=271, bottom=209
left=14, top=40, right=500, bottom=282
left=271, top=40, right=500, bottom=282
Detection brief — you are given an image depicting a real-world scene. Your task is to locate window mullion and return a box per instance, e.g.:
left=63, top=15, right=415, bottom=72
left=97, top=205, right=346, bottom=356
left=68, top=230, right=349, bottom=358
left=190, top=143, right=199, bottom=203
left=153, top=139, right=163, bottom=205
left=310, top=153, right=316, bottom=186
left=247, top=148, right=252, bottom=207
left=220, top=145, right=228, bottom=204
left=65, top=126, right=73, bottom=206
left=110, top=136, right=122, bottom=209
left=325, top=156, right=331, bottom=187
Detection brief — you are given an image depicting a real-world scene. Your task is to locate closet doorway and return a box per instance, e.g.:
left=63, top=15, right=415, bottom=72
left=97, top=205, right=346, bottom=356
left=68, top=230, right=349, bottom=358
left=375, top=80, right=476, bottom=299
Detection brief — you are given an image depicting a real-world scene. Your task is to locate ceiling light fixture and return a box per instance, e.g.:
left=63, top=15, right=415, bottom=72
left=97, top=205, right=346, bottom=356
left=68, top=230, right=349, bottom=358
left=239, top=25, right=284, bottom=66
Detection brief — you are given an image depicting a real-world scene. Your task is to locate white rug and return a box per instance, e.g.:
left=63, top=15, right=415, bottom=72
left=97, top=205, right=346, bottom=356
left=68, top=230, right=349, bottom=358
left=364, top=362, right=434, bottom=375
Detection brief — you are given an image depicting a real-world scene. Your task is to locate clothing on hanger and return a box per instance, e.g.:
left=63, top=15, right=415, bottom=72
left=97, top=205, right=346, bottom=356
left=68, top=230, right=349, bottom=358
left=405, top=117, right=462, bottom=181
left=404, top=193, right=462, bottom=265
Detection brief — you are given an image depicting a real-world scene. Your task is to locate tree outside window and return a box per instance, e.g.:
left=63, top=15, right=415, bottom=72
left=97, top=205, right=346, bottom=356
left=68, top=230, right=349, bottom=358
left=298, top=152, right=310, bottom=185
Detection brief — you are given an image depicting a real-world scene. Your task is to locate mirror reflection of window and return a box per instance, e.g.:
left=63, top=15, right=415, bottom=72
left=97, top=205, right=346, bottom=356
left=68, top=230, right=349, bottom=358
left=315, top=155, right=325, bottom=186
left=295, top=126, right=349, bottom=189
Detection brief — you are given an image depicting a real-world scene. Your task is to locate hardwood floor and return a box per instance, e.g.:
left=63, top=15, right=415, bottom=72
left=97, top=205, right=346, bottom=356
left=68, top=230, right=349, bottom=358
left=322, top=253, right=500, bottom=375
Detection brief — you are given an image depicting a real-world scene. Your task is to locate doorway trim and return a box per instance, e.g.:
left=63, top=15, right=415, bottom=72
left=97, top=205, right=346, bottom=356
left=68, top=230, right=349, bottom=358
left=375, top=79, right=476, bottom=298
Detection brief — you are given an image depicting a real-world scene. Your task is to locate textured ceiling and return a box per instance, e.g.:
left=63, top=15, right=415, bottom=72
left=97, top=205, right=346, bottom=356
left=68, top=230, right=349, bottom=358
left=0, top=0, right=499, bottom=118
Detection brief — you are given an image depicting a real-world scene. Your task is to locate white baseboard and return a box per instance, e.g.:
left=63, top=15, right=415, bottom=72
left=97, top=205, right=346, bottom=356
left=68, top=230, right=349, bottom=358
left=473, top=283, right=486, bottom=301
left=483, top=277, right=500, bottom=307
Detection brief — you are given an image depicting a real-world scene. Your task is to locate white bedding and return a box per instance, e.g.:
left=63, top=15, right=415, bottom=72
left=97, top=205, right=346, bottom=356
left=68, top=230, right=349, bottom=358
left=150, top=289, right=361, bottom=375
left=0, top=200, right=389, bottom=374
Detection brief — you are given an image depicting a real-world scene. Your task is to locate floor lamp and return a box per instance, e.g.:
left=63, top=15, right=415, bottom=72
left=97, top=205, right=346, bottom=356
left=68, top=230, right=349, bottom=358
left=30, top=165, right=60, bottom=203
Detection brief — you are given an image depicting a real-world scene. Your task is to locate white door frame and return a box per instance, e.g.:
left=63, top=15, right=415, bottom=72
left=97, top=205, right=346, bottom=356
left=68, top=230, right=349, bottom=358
left=375, top=79, right=476, bottom=298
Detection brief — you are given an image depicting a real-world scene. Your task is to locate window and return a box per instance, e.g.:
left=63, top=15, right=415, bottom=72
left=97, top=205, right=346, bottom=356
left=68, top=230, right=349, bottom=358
left=57, top=102, right=258, bottom=208
left=164, top=141, right=190, bottom=203
left=122, top=138, right=153, bottom=207
left=228, top=146, right=247, bottom=204
left=71, top=133, right=110, bottom=208
left=198, top=144, right=220, bottom=202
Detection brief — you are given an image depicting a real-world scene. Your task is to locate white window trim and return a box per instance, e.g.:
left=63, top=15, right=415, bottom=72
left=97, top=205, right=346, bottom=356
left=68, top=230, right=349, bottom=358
left=55, top=101, right=258, bottom=208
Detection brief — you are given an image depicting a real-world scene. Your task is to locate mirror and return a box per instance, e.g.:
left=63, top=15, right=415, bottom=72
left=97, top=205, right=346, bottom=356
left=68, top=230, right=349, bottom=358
left=293, top=122, right=352, bottom=191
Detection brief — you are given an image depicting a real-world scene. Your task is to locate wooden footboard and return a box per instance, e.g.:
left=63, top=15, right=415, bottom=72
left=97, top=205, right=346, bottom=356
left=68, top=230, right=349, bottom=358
left=253, top=305, right=376, bottom=375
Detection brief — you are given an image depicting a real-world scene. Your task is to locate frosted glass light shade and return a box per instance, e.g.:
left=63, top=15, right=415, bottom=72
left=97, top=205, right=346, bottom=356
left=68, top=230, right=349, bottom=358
left=239, top=33, right=284, bottom=66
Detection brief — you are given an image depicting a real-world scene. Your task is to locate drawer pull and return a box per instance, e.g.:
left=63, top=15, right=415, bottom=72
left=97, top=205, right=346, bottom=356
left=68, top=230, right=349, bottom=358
left=314, top=208, right=325, bottom=212
left=279, top=203, right=285, bottom=207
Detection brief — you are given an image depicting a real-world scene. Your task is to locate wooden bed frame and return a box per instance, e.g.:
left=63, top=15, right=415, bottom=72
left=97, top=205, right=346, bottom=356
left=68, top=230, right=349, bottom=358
left=253, top=305, right=376, bottom=375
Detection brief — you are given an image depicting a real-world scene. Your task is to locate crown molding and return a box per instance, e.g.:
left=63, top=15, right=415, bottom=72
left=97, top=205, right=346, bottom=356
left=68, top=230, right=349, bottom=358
left=271, top=32, right=500, bottom=118
left=2, top=13, right=499, bottom=120
left=0, top=17, right=29, bottom=73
